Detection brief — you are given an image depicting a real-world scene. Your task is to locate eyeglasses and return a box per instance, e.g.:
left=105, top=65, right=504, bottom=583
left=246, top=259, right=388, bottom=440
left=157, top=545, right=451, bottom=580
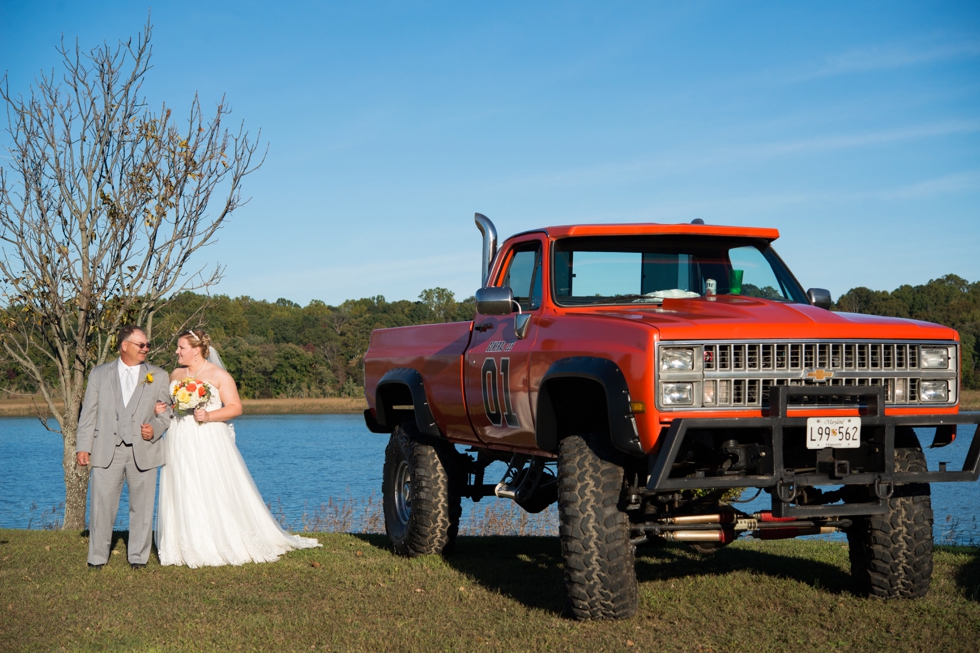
left=126, top=340, right=150, bottom=350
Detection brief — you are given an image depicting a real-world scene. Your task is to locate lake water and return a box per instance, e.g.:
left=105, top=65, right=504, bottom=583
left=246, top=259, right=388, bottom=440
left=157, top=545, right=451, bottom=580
left=1, top=415, right=977, bottom=545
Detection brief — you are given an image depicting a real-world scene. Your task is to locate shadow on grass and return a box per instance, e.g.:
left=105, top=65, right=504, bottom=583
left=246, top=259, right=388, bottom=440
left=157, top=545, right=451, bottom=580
left=351, top=532, right=391, bottom=551
left=352, top=532, right=567, bottom=614
left=78, top=529, right=136, bottom=564
left=447, top=536, right=567, bottom=613
left=634, top=541, right=854, bottom=595
left=353, top=532, right=855, bottom=615
left=951, top=546, right=980, bottom=602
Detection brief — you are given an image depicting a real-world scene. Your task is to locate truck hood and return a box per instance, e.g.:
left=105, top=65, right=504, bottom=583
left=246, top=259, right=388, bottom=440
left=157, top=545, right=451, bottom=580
left=592, top=296, right=958, bottom=342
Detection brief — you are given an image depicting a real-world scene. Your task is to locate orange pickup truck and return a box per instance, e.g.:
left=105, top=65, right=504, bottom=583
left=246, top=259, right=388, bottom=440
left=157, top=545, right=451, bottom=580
left=363, top=214, right=980, bottom=620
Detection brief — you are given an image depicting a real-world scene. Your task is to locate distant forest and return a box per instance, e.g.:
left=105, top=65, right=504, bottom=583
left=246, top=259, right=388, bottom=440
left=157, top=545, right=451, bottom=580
left=835, top=274, right=979, bottom=389
left=3, top=275, right=978, bottom=398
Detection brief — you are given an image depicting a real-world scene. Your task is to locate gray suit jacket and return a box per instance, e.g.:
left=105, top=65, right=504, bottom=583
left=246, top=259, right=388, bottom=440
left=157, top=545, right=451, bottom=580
left=76, top=360, right=172, bottom=470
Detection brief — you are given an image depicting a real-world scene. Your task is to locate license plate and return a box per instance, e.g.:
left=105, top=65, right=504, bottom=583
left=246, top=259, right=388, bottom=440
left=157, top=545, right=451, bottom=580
left=806, top=417, right=861, bottom=449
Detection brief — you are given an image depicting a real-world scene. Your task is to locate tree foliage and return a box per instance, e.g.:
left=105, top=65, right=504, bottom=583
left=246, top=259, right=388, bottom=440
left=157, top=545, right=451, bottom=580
left=836, top=274, right=980, bottom=389
left=134, top=289, right=474, bottom=399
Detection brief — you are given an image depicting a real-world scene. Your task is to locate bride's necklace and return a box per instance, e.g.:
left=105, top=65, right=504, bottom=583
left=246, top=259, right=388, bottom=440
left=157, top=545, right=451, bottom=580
left=186, top=360, right=208, bottom=379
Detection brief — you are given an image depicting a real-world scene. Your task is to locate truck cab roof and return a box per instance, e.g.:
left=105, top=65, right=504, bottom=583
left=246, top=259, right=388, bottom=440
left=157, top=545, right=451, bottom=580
left=511, top=223, right=780, bottom=242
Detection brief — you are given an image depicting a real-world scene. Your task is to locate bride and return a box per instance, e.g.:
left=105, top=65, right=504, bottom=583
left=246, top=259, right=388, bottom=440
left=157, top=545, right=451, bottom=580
left=154, top=329, right=320, bottom=567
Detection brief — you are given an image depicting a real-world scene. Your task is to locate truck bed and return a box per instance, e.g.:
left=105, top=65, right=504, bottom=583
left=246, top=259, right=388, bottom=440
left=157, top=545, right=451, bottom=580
left=364, top=321, right=479, bottom=443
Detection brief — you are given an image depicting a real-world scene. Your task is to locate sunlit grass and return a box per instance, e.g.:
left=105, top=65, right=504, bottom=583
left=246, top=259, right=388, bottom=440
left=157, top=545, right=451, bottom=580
left=1, top=529, right=977, bottom=652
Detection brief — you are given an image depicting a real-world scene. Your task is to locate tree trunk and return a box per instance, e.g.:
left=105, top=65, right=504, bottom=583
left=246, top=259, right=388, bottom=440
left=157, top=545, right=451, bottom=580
left=61, top=419, right=89, bottom=530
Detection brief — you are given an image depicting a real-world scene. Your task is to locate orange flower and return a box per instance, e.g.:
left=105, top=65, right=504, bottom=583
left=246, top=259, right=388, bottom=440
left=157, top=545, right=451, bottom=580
left=197, top=386, right=206, bottom=397
left=187, top=382, right=197, bottom=392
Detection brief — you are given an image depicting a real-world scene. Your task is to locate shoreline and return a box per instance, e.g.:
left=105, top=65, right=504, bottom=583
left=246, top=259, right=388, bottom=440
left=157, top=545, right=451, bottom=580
left=2, top=391, right=978, bottom=417
left=0, top=396, right=369, bottom=417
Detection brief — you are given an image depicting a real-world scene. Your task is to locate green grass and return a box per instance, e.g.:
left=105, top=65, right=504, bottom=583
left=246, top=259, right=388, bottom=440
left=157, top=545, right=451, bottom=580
left=1, top=530, right=978, bottom=652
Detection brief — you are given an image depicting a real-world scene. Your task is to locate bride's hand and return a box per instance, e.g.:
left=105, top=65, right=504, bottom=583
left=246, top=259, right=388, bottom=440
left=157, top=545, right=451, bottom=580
left=154, top=401, right=170, bottom=415
left=193, top=408, right=210, bottom=423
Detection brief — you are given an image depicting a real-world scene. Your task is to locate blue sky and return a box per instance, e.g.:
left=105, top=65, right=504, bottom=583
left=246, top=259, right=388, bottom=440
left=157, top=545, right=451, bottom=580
left=2, top=1, right=978, bottom=306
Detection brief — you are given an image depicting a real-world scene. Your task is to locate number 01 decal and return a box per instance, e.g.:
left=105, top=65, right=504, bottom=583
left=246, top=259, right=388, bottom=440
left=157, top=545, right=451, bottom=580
left=481, top=357, right=520, bottom=428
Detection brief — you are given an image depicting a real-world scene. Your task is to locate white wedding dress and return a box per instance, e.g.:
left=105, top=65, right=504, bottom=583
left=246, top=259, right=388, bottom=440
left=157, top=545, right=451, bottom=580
left=156, top=383, right=320, bottom=567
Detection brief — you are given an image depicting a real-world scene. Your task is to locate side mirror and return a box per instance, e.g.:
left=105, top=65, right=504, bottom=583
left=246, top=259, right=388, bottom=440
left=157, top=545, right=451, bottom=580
left=807, top=288, right=832, bottom=310
left=475, top=286, right=514, bottom=316
left=515, top=313, right=532, bottom=339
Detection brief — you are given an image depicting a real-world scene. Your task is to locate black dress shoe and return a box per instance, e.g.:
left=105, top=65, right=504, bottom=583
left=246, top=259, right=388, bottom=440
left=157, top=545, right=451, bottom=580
left=130, top=562, right=146, bottom=569
left=88, top=563, right=105, bottom=570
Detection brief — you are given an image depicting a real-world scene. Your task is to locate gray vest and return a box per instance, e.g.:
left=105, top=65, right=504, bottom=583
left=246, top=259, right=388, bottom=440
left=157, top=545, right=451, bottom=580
left=118, top=380, right=140, bottom=444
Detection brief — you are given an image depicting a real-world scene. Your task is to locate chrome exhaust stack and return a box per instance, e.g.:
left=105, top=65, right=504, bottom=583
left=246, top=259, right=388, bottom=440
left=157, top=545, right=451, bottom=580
left=474, top=213, right=498, bottom=287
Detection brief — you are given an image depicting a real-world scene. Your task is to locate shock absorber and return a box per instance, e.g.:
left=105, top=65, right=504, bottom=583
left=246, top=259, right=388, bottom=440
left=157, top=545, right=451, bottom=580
left=660, top=528, right=737, bottom=543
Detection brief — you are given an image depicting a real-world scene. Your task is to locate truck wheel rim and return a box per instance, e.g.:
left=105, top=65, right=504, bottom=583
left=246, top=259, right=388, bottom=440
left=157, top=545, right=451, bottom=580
left=394, top=460, right=412, bottom=525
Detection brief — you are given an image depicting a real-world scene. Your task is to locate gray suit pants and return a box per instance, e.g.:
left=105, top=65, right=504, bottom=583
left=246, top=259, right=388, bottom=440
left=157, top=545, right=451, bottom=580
left=88, top=442, right=157, bottom=565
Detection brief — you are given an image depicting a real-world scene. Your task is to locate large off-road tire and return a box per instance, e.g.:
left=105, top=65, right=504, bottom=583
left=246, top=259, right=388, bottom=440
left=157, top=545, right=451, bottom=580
left=846, top=445, right=934, bottom=599
left=557, top=433, right=638, bottom=620
left=383, top=422, right=461, bottom=557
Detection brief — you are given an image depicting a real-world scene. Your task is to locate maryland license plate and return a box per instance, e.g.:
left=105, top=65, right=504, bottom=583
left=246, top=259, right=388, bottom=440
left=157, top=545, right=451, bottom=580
left=806, top=417, right=861, bottom=449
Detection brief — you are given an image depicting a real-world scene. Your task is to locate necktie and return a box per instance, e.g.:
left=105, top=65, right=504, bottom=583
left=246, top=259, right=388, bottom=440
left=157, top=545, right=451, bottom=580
left=123, top=367, right=137, bottom=406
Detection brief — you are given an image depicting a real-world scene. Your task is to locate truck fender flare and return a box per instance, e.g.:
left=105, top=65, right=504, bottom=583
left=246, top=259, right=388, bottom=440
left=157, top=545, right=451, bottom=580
left=535, top=357, right=643, bottom=456
left=373, top=368, right=442, bottom=438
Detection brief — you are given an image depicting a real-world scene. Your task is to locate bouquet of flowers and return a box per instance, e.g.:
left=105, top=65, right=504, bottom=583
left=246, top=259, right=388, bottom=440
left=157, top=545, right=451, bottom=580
left=171, top=378, right=213, bottom=420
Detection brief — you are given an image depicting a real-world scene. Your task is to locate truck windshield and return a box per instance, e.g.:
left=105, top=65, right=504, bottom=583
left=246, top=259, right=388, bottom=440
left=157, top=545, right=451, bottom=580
left=552, top=236, right=808, bottom=306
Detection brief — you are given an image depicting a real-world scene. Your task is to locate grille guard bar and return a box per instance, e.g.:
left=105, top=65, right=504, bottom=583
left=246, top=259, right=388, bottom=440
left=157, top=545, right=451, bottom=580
left=646, top=386, right=980, bottom=516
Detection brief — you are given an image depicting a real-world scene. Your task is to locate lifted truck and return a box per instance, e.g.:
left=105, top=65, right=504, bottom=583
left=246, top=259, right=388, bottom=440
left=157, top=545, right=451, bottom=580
left=363, top=213, right=980, bottom=620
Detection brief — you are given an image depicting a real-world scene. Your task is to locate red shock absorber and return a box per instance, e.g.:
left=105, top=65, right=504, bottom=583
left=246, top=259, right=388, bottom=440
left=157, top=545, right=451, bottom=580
left=758, top=526, right=835, bottom=540
left=756, top=511, right=796, bottom=523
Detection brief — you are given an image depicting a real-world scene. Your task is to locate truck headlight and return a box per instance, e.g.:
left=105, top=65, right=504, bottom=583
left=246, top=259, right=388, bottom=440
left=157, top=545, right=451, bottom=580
left=919, top=380, right=948, bottom=402
left=920, top=348, right=949, bottom=369
left=663, top=383, right=694, bottom=405
left=661, top=348, right=695, bottom=372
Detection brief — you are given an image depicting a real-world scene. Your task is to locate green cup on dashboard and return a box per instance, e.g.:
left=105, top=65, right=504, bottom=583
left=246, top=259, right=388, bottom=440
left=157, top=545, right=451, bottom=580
left=729, top=269, right=743, bottom=295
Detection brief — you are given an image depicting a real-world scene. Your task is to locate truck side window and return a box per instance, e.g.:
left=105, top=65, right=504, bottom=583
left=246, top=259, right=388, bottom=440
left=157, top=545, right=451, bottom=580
left=501, top=244, right=542, bottom=311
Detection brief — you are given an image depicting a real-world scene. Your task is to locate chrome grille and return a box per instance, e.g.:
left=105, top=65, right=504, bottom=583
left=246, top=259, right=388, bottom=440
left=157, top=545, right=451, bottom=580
left=659, top=340, right=957, bottom=410
left=703, top=343, right=922, bottom=373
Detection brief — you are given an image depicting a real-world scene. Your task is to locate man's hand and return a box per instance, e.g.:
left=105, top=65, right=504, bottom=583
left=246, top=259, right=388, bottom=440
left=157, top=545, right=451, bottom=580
left=140, top=423, right=154, bottom=440
left=76, top=451, right=90, bottom=466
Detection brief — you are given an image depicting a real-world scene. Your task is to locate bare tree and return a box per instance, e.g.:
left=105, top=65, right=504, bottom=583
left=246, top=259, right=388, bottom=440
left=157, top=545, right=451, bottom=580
left=0, top=21, right=264, bottom=529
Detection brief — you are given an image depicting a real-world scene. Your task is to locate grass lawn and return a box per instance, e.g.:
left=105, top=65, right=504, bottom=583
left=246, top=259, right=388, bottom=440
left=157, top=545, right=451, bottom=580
left=1, top=530, right=978, bottom=652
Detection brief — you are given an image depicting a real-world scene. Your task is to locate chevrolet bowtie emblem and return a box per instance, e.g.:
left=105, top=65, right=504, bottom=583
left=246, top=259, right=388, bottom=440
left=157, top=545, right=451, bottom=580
left=804, top=367, right=834, bottom=382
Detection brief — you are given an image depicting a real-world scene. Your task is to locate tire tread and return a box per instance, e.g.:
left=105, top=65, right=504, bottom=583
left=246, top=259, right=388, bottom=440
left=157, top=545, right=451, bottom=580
left=383, top=423, right=461, bottom=557
left=847, top=446, right=933, bottom=599
left=557, top=434, right=638, bottom=620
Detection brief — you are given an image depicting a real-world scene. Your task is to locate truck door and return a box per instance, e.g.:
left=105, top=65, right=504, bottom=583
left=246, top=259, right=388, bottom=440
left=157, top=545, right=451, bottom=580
left=464, top=239, right=543, bottom=448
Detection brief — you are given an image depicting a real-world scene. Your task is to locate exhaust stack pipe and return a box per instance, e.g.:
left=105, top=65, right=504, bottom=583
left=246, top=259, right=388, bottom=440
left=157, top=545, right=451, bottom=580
left=474, top=213, right=498, bottom=286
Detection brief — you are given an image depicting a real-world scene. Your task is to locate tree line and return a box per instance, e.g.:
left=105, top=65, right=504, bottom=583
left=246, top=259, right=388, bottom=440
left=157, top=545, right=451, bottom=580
left=835, top=274, right=979, bottom=389
left=2, top=288, right=475, bottom=400
left=2, top=274, right=975, bottom=398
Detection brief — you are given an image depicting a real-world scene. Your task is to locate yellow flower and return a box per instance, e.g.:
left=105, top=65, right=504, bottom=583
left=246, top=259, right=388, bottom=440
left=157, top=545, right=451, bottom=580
left=145, top=373, right=154, bottom=384
left=175, top=389, right=192, bottom=405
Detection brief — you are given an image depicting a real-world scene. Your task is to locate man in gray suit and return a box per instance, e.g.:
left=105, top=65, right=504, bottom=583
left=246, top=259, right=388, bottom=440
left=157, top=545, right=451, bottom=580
left=76, top=325, right=172, bottom=569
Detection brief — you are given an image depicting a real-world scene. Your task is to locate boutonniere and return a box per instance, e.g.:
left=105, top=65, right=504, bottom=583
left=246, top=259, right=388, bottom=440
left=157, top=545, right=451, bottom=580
left=139, top=373, right=154, bottom=386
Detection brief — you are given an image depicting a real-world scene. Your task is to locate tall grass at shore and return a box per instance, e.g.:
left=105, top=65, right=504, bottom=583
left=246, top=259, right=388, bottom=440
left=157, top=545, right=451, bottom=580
left=275, top=494, right=558, bottom=537
left=3, top=389, right=979, bottom=417
left=21, top=492, right=977, bottom=546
